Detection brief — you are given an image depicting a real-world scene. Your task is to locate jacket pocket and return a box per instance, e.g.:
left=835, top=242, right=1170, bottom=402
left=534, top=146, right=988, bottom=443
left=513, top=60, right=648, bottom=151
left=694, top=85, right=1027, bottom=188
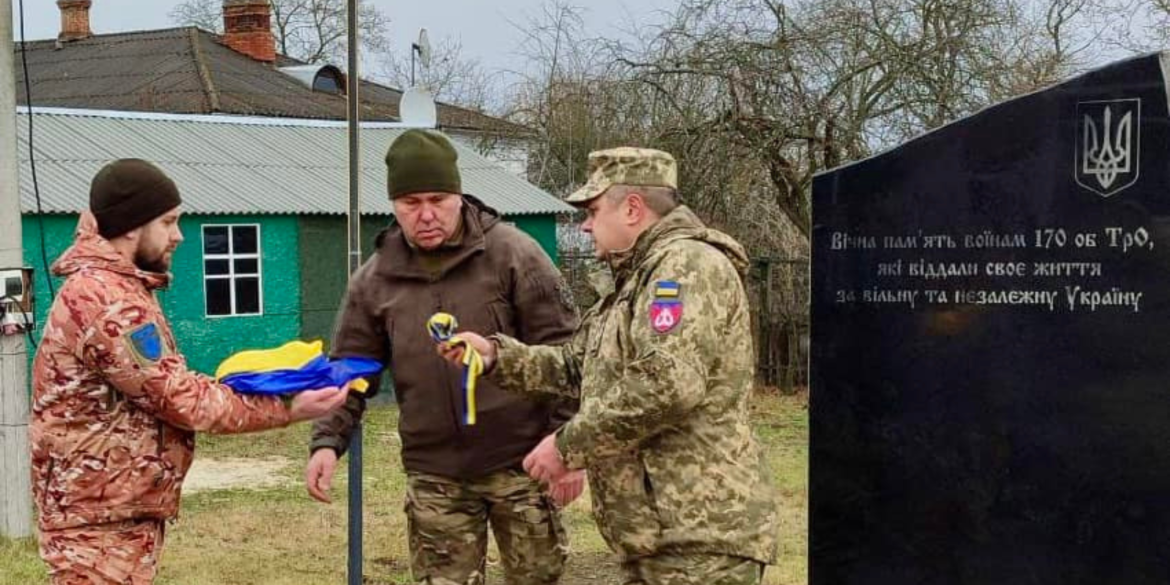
left=589, top=456, right=662, bottom=557
left=487, top=301, right=515, bottom=336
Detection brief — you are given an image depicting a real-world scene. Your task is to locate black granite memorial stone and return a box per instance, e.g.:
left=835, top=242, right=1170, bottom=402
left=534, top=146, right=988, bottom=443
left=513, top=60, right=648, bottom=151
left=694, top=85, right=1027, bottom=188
left=811, top=53, right=1170, bottom=585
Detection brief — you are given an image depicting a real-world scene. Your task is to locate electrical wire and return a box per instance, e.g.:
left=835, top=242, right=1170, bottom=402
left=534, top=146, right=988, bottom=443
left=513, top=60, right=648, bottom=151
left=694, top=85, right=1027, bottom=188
left=17, top=0, right=56, bottom=300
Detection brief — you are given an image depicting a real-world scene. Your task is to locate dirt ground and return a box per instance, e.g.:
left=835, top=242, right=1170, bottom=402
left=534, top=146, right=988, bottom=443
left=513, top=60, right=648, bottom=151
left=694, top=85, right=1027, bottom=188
left=557, top=552, right=625, bottom=584
left=182, top=456, right=293, bottom=493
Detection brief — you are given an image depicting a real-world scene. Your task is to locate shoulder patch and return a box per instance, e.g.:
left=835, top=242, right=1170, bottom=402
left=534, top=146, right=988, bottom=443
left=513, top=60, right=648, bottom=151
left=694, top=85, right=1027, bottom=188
left=127, top=322, right=164, bottom=364
left=650, top=280, right=683, bottom=334
left=654, top=280, right=680, bottom=299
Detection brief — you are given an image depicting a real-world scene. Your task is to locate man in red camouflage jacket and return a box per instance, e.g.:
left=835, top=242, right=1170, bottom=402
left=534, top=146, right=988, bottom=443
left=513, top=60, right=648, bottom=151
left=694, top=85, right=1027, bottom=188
left=30, top=159, right=349, bottom=585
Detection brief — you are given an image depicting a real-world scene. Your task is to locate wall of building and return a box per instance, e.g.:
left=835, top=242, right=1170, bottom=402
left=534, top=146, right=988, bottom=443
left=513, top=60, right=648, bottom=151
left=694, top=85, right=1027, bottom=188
left=165, top=215, right=302, bottom=374
left=19, top=215, right=75, bottom=335
left=450, top=133, right=532, bottom=180
left=298, top=214, right=391, bottom=347
left=508, top=215, right=559, bottom=263
left=21, top=214, right=301, bottom=376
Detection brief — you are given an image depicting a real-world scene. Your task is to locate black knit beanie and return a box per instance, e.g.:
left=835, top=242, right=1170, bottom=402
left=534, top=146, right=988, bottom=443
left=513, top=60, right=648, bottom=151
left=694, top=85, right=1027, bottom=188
left=385, top=129, right=462, bottom=199
left=90, top=159, right=182, bottom=239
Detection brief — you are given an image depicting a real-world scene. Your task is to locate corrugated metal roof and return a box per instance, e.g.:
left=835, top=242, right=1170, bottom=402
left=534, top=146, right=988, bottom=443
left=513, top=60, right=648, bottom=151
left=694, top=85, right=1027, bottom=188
left=16, top=108, right=573, bottom=217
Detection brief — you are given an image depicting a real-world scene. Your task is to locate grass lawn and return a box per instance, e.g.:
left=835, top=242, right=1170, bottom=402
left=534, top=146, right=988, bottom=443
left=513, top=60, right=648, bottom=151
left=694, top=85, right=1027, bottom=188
left=0, top=390, right=807, bottom=585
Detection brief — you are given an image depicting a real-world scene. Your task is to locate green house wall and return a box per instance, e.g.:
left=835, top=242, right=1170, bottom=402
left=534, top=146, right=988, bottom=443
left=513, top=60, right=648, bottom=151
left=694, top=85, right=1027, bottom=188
left=21, top=214, right=301, bottom=376
left=508, top=215, right=559, bottom=262
left=298, top=214, right=392, bottom=348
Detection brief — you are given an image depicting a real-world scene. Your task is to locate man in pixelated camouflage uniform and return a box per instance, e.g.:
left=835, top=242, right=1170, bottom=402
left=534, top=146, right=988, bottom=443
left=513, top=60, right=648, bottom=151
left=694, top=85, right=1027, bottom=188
left=31, top=159, right=349, bottom=585
left=305, top=129, right=581, bottom=585
left=440, top=147, right=781, bottom=585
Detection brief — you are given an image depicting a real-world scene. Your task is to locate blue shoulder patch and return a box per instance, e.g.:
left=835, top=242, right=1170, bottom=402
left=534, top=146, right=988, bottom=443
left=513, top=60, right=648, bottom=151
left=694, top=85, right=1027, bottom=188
left=128, top=322, right=164, bottom=363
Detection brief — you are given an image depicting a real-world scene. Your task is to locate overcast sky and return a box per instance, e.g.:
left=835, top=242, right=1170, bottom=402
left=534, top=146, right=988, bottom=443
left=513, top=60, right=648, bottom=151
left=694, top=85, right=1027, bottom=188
left=11, top=0, right=679, bottom=77
left=10, top=0, right=1159, bottom=100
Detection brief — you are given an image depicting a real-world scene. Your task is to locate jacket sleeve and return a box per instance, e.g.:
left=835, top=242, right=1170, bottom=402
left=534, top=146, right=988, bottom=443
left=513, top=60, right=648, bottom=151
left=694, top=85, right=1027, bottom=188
left=491, top=325, right=588, bottom=401
left=555, top=243, right=739, bottom=469
left=82, top=293, right=291, bottom=434
left=509, top=238, right=581, bottom=430
left=310, top=265, right=389, bottom=456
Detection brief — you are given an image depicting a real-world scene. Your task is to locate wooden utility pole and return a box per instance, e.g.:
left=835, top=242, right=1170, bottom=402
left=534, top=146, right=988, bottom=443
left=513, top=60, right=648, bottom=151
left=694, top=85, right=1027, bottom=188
left=1, top=0, right=34, bottom=539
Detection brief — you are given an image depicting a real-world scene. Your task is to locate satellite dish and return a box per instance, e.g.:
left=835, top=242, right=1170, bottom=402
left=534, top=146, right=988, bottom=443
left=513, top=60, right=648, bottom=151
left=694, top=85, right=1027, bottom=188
left=400, top=86, right=437, bottom=127
left=416, top=29, right=432, bottom=68
left=410, top=29, right=432, bottom=86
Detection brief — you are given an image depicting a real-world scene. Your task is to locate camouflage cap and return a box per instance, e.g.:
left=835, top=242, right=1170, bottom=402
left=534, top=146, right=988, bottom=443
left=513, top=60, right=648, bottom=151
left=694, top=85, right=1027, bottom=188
left=565, top=147, right=678, bottom=205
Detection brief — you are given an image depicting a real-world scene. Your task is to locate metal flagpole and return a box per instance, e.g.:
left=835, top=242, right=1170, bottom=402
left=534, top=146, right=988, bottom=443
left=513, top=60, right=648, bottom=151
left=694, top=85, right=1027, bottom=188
left=345, top=0, right=364, bottom=583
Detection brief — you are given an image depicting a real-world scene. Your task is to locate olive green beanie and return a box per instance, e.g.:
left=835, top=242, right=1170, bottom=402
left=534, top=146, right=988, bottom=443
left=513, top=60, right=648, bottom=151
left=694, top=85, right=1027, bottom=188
left=385, top=129, right=462, bottom=198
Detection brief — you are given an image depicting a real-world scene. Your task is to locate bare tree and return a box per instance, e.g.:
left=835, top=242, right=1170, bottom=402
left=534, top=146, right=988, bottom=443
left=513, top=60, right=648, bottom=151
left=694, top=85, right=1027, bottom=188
left=169, top=0, right=220, bottom=32
left=1135, top=0, right=1170, bottom=48
left=608, top=0, right=1107, bottom=239
left=169, top=0, right=390, bottom=65
left=504, top=3, right=642, bottom=192
left=378, top=35, right=497, bottom=111
left=508, top=0, right=1143, bottom=249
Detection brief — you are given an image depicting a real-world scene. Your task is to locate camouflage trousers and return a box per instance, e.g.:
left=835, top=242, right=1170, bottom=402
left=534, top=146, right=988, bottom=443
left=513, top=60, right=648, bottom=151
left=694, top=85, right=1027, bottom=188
left=39, top=519, right=166, bottom=585
left=620, top=553, right=765, bottom=585
left=405, top=468, right=568, bottom=585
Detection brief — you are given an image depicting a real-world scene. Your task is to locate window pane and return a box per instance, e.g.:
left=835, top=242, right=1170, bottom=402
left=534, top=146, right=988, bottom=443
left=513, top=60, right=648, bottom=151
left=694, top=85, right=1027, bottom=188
left=206, top=278, right=231, bottom=316
left=204, top=227, right=229, bottom=254
left=233, top=226, right=258, bottom=254
left=205, top=259, right=230, bottom=276
left=314, top=73, right=342, bottom=94
left=235, top=277, right=261, bottom=314
left=234, top=258, right=258, bottom=274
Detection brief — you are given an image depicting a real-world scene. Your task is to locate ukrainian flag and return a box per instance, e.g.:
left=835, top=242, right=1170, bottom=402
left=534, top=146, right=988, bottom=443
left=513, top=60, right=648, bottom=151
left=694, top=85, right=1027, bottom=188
left=215, top=340, right=382, bottom=395
left=654, top=280, right=681, bottom=299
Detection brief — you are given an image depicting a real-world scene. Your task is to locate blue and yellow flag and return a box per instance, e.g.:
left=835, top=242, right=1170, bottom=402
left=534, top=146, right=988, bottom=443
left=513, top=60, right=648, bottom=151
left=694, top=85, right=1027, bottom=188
left=215, top=340, right=382, bottom=395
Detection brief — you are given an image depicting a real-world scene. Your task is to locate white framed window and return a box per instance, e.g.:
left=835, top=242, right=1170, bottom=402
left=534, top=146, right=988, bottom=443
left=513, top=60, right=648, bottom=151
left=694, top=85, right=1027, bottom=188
left=202, top=224, right=263, bottom=317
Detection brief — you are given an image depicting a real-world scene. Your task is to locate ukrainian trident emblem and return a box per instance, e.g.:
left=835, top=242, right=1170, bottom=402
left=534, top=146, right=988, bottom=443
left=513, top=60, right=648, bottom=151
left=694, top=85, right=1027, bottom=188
left=1075, top=98, right=1140, bottom=197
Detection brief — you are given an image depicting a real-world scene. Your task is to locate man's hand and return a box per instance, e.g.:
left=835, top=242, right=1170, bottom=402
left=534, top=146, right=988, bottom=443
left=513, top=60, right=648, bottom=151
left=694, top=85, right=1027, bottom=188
left=436, top=332, right=497, bottom=371
left=549, top=470, right=586, bottom=507
left=288, top=386, right=349, bottom=422
left=523, top=433, right=568, bottom=484
left=305, top=448, right=339, bottom=503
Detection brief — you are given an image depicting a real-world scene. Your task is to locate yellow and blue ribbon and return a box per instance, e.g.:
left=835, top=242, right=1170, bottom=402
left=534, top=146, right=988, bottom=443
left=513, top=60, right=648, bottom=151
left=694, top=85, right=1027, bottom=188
left=427, top=312, right=482, bottom=426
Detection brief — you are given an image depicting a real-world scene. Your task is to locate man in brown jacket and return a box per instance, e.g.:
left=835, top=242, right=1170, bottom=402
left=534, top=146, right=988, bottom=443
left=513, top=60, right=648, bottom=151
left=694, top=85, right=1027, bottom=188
left=31, top=159, right=349, bottom=585
left=305, top=129, right=580, bottom=585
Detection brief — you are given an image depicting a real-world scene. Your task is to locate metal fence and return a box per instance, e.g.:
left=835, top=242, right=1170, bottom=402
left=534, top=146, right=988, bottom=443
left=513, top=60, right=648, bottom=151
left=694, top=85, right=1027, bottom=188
left=748, top=257, right=809, bottom=392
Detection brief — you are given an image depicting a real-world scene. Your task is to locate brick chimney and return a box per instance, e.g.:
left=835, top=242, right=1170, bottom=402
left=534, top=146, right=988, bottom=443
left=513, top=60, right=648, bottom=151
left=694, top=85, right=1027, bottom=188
left=57, top=0, right=92, bottom=42
left=222, top=0, right=276, bottom=63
